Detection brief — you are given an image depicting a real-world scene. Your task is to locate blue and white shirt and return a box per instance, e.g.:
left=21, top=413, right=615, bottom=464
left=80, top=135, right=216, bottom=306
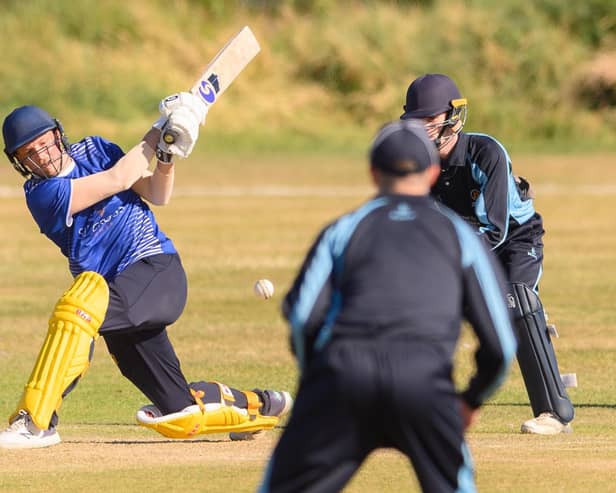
left=24, top=136, right=176, bottom=280
left=432, top=132, right=536, bottom=251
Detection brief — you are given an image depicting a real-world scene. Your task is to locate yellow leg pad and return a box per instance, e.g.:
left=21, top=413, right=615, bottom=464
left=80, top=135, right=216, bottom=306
left=11, top=272, right=109, bottom=429
left=136, top=390, right=279, bottom=439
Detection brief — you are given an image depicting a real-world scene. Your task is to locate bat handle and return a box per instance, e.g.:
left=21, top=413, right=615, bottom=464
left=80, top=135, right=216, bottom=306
left=162, top=128, right=178, bottom=145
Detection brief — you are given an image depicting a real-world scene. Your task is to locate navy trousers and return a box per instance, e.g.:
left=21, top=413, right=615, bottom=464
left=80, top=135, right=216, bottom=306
left=99, top=254, right=249, bottom=414
left=100, top=253, right=195, bottom=414
left=261, top=337, right=475, bottom=493
left=495, top=213, right=545, bottom=290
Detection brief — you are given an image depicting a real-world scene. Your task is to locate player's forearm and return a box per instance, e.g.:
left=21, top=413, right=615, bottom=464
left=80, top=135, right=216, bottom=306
left=144, top=161, right=175, bottom=205
left=70, top=129, right=161, bottom=214
left=108, top=128, right=159, bottom=190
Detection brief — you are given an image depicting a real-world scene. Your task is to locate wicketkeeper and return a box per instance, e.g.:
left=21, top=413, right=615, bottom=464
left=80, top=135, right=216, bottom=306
left=0, top=95, right=291, bottom=449
left=400, top=73, right=576, bottom=434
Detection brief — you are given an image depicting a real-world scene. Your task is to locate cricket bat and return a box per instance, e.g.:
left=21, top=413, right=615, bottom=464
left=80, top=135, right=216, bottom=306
left=162, top=26, right=260, bottom=144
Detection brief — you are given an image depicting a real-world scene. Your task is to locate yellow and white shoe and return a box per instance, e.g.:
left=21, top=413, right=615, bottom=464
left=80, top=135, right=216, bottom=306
left=521, top=412, right=572, bottom=435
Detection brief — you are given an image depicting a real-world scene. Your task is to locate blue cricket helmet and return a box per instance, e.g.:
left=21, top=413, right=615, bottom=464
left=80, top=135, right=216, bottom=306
left=3, top=105, right=59, bottom=155
left=400, top=74, right=465, bottom=119
left=400, top=74, right=468, bottom=147
left=2, top=105, right=68, bottom=177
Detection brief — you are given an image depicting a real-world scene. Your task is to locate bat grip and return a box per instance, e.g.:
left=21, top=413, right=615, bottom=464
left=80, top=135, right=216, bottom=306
left=162, top=128, right=178, bottom=145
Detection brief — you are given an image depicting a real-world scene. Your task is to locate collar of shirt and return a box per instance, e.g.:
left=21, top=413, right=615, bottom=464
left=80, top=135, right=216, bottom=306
left=442, top=132, right=469, bottom=169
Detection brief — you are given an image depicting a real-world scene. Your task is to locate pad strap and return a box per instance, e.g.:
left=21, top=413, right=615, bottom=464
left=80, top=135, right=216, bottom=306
left=245, top=390, right=262, bottom=418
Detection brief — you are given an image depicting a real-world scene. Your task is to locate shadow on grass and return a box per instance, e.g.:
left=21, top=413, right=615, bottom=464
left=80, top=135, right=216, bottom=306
left=63, top=421, right=288, bottom=444
left=487, top=402, right=616, bottom=409
left=63, top=438, right=229, bottom=444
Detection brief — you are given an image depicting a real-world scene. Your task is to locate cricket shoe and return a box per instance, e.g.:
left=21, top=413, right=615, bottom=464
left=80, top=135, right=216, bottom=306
left=229, top=390, right=293, bottom=441
left=0, top=410, right=61, bottom=449
left=521, top=412, right=572, bottom=435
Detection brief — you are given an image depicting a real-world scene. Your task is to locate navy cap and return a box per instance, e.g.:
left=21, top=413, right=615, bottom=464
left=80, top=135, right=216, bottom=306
left=370, top=120, right=439, bottom=176
left=400, top=73, right=462, bottom=119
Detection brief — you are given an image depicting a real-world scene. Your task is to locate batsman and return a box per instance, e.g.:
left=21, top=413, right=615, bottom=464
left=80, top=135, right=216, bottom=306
left=0, top=95, right=291, bottom=449
left=400, top=74, right=575, bottom=434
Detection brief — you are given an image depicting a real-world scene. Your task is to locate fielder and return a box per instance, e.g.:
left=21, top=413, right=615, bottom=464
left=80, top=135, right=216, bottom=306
left=0, top=96, right=291, bottom=449
left=400, top=73, right=575, bottom=434
left=259, top=121, right=516, bottom=493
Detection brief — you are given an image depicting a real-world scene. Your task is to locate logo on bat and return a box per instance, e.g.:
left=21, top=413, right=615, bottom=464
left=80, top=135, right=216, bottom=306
left=198, top=73, right=220, bottom=104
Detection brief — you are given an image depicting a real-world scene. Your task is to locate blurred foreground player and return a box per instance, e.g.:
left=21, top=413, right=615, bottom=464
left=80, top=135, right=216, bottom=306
left=258, top=120, right=516, bottom=493
left=0, top=99, right=291, bottom=449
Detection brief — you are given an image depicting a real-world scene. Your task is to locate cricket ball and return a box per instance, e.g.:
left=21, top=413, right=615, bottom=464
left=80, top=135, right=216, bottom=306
left=254, top=279, right=274, bottom=300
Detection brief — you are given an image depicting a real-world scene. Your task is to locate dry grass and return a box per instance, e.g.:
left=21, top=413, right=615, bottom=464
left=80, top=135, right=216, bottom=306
left=0, top=152, right=615, bottom=492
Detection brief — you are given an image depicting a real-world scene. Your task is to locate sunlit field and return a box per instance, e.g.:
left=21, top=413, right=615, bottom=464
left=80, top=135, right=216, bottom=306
left=1, top=151, right=615, bottom=492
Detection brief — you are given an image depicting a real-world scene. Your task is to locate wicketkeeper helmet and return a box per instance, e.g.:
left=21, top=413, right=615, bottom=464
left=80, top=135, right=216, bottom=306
left=400, top=74, right=467, bottom=146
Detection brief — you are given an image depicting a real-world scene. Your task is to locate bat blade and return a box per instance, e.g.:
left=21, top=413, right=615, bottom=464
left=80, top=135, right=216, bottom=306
left=162, top=26, right=260, bottom=145
left=191, top=25, right=260, bottom=106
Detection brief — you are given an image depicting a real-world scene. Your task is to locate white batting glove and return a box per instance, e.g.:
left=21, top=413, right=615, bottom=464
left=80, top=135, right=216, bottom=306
left=157, top=106, right=201, bottom=158
left=153, top=94, right=180, bottom=130
left=155, top=93, right=208, bottom=158
left=152, top=92, right=208, bottom=130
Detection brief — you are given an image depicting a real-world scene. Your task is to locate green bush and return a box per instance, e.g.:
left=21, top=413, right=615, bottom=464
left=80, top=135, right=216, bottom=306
left=534, top=0, right=616, bottom=48
left=1, top=0, right=614, bottom=152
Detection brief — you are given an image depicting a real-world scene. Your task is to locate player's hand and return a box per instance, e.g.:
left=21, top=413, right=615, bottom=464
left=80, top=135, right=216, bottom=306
left=459, top=399, right=479, bottom=431
left=161, top=92, right=208, bottom=158
left=156, top=93, right=208, bottom=158
left=152, top=92, right=208, bottom=131
left=152, top=93, right=182, bottom=130
left=157, top=106, right=201, bottom=158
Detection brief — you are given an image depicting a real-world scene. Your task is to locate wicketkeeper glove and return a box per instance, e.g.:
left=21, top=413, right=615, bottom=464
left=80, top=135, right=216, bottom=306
left=515, top=175, right=535, bottom=200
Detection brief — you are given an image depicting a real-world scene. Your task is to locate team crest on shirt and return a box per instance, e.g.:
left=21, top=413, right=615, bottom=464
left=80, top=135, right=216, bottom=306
left=470, top=189, right=480, bottom=201
left=388, top=203, right=416, bottom=221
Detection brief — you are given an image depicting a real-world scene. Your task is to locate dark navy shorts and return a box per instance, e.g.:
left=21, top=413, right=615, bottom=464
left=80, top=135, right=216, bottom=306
left=100, top=254, right=194, bottom=414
